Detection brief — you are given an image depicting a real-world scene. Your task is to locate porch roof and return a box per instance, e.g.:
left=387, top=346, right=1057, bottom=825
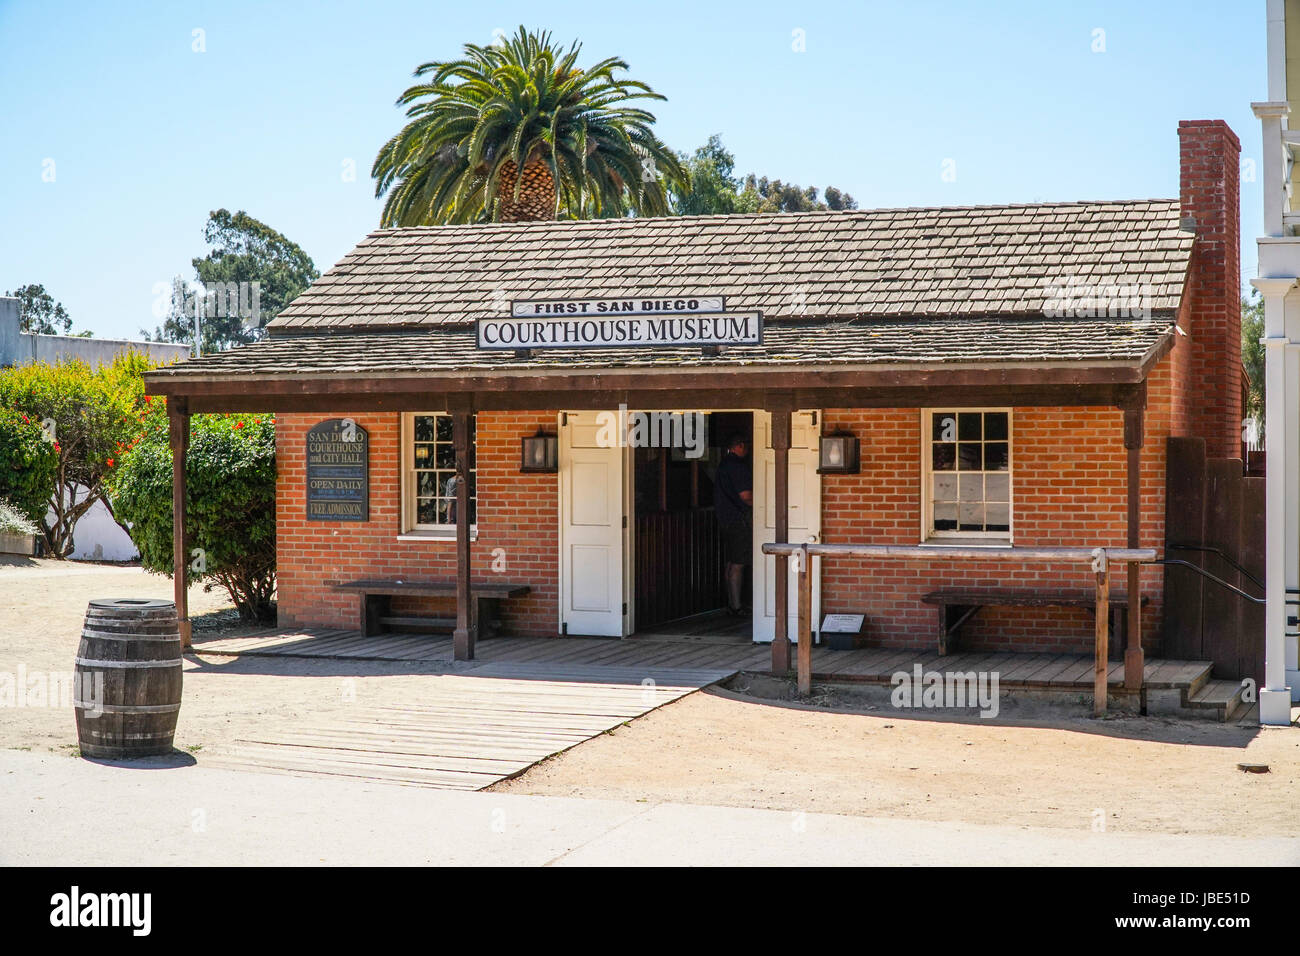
left=146, top=315, right=1175, bottom=385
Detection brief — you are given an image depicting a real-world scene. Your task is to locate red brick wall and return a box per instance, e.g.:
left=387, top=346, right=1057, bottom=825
left=274, top=367, right=1184, bottom=655
left=1178, top=119, right=1242, bottom=460
left=817, top=359, right=1177, bottom=654
left=276, top=410, right=559, bottom=637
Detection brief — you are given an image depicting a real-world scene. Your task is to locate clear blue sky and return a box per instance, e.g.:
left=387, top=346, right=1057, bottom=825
left=0, top=0, right=1266, bottom=340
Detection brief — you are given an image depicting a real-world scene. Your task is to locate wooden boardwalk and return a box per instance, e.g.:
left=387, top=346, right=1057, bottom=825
left=193, top=628, right=1222, bottom=789
left=203, top=661, right=733, bottom=790
left=194, top=626, right=1212, bottom=690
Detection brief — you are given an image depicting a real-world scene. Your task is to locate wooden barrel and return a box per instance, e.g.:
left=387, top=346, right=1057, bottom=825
left=74, top=598, right=183, bottom=758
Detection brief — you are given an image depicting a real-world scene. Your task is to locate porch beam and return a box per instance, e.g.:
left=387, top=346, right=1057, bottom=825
left=172, top=383, right=1140, bottom=417
left=769, top=394, right=793, bottom=675
left=451, top=399, right=476, bottom=661
left=145, top=360, right=1158, bottom=402
left=1122, top=396, right=1146, bottom=692
left=168, top=398, right=191, bottom=650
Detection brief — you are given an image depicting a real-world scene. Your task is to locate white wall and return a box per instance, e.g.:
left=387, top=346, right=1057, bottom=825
left=51, top=492, right=138, bottom=562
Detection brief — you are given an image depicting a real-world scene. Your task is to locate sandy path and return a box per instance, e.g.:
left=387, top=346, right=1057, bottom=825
left=0, top=558, right=456, bottom=760
left=5, top=558, right=1299, bottom=839
left=493, top=681, right=1300, bottom=838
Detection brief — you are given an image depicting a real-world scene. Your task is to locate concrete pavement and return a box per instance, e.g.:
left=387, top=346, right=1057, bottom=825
left=3, top=750, right=1297, bottom=866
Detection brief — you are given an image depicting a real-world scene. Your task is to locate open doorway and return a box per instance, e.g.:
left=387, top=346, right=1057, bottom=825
left=631, top=411, right=753, bottom=642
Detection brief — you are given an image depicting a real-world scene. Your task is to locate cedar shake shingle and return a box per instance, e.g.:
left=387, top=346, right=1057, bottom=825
left=267, top=200, right=1193, bottom=333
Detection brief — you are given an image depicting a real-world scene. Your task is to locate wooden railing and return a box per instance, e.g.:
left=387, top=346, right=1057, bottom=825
left=760, top=543, right=1158, bottom=714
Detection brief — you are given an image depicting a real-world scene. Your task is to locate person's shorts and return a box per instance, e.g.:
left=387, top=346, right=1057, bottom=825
left=721, top=522, right=751, bottom=565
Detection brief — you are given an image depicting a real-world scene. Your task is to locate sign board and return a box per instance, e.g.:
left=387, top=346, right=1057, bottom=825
left=820, top=613, right=865, bottom=634
left=511, top=296, right=725, bottom=318
left=478, top=311, right=762, bottom=350
left=306, top=418, right=369, bottom=522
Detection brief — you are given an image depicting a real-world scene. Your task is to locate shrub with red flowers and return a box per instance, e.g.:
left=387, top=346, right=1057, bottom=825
left=107, top=413, right=277, bottom=622
left=0, top=407, right=58, bottom=525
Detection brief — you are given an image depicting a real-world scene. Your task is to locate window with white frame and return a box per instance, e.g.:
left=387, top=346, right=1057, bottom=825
left=402, top=413, right=476, bottom=533
left=923, top=409, right=1011, bottom=540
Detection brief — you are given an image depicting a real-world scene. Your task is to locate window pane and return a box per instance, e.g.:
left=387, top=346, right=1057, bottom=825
left=932, top=414, right=957, bottom=442
left=959, top=473, right=983, bottom=501
left=985, top=442, right=1009, bottom=471
left=985, top=473, right=1009, bottom=502
left=958, top=413, right=982, bottom=441
left=932, top=474, right=957, bottom=501
left=933, top=501, right=957, bottom=531
left=957, top=443, right=982, bottom=470
left=932, top=443, right=955, bottom=471
left=986, top=503, right=1010, bottom=532
left=958, top=502, right=984, bottom=531
left=410, top=413, right=478, bottom=527
left=984, top=413, right=1008, bottom=441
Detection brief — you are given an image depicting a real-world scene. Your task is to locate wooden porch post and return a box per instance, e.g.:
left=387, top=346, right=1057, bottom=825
left=1094, top=553, right=1110, bottom=716
left=168, top=398, right=191, bottom=650
left=770, top=397, right=792, bottom=674
left=797, top=546, right=813, bottom=694
left=452, top=403, right=476, bottom=661
left=1123, top=399, right=1145, bottom=691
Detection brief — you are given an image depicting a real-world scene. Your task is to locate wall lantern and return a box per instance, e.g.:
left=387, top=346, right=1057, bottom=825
left=520, top=431, right=558, bottom=473
left=817, top=432, right=860, bottom=474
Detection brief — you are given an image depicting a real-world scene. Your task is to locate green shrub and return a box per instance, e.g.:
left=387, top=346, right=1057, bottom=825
left=107, top=413, right=276, bottom=622
left=0, top=407, right=58, bottom=524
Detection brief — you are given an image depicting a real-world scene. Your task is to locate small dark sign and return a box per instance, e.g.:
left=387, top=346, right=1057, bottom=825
left=306, top=418, right=368, bottom=521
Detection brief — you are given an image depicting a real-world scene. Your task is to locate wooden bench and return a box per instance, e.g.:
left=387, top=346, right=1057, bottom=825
left=920, top=587, right=1150, bottom=656
left=333, top=580, right=532, bottom=637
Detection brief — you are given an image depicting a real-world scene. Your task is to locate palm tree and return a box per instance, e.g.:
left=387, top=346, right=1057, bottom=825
left=372, top=27, right=685, bottom=225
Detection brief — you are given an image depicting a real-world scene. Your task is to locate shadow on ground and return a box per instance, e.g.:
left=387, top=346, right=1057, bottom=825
left=714, top=673, right=1268, bottom=749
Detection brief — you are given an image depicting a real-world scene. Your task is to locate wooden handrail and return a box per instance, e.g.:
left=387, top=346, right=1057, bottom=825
left=761, top=542, right=1158, bottom=563
left=761, top=542, right=1155, bottom=714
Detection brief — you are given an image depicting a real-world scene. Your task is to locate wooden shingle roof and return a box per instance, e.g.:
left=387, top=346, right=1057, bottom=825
left=268, top=200, right=1193, bottom=332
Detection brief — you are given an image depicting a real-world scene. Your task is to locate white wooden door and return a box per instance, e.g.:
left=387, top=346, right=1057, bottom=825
left=752, top=410, right=821, bottom=643
left=559, top=411, right=628, bottom=637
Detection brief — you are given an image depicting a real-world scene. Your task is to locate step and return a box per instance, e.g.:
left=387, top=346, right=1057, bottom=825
left=1184, top=678, right=1247, bottom=721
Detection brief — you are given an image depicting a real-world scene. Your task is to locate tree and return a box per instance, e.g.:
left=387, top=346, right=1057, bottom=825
left=372, top=26, right=685, bottom=225
left=669, top=136, right=859, bottom=216
left=145, top=210, right=318, bottom=353
left=0, top=355, right=146, bottom=557
left=5, top=283, right=72, bottom=335
left=671, top=136, right=744, bottom=216
left=738, top=174, right=858, bottom=213
left=108, top=409, right=277, bottom=623
left=1242, top=291, right=1265, bottom=427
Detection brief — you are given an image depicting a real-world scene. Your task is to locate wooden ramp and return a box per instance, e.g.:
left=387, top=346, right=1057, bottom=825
left=203, top=662, right=733, bottom=790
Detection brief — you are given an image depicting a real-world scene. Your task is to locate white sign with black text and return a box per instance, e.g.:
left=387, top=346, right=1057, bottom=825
left=477, top=311, right=762, bottom=350
left=511, top=296, right=725, bottom=318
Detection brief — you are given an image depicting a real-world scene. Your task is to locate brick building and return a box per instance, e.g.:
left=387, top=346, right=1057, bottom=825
left=146, top=120, right=1243, bottom=675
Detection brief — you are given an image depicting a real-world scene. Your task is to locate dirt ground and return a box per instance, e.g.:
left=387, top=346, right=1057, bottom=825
left=5, top=558, right=1299, bottom=838
left=0, top=557, right=459, bottom=761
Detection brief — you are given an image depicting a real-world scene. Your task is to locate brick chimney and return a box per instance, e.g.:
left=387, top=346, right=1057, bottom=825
left=1178, top=119, right=1242, bottom=460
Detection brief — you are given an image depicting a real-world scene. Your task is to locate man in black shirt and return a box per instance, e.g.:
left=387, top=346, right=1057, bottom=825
left=714, top=434, right=753, bottom=616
